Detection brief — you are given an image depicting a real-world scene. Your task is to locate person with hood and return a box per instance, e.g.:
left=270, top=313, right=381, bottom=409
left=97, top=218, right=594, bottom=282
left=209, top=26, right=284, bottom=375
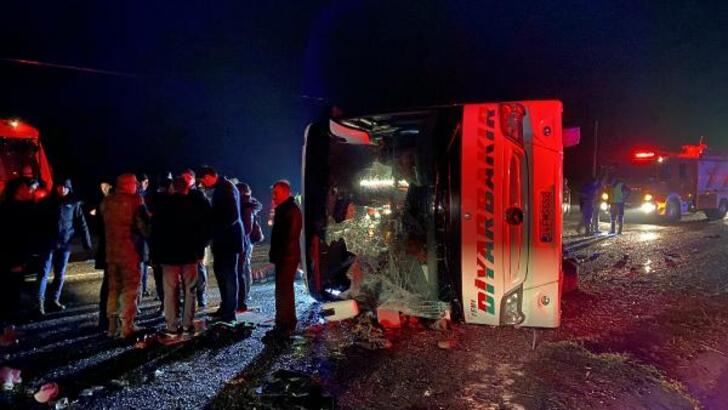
left=236, top=182, right=262, bottom=311
left=156, top=176, right=211, bottom=335
left=36, top=179, right=92, bottom=314
left=101, top=173, right=149, bottom=338
left=198, top=167, right=242, bottom=324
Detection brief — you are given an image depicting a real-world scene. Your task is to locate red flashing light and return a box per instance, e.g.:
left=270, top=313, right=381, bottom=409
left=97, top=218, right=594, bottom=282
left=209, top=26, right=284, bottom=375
left=634, top=151, right=656, bottom=160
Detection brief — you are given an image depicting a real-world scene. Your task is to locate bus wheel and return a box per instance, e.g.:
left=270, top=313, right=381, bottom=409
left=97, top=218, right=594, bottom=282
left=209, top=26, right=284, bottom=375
left=665, top=199, right=681, bottom=223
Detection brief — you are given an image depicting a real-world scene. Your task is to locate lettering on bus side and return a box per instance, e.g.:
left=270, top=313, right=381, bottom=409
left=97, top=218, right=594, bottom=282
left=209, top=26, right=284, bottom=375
left=473, top=107, right=497, bottom=316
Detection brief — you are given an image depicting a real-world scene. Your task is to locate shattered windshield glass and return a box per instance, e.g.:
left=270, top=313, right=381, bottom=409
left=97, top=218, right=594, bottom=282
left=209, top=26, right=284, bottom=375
left=304, top=110, right=460, bottom=319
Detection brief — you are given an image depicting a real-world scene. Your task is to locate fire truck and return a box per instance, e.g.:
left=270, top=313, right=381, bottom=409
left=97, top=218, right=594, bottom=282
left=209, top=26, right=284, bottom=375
left=302, top=101, right=564, bottom=328
left=0, top=118, right=53, bottom=198
left=601, top=140, right=728, bottom=222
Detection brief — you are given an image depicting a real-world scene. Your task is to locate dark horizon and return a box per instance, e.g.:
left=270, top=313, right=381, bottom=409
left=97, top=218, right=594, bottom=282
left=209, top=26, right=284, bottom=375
left=2, top=1, right=727, bottom=199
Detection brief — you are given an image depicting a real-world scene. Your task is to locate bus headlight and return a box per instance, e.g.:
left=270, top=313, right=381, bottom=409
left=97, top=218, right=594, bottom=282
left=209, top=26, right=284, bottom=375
left=601, top=192, right=609, bottom=201
left=600, top=202, right=609, bottom=211
left=644, top=194, right=653, bottom=202
left=641, top=202, right=657, bottom=214
left=501, top=286, right=524, bottom=326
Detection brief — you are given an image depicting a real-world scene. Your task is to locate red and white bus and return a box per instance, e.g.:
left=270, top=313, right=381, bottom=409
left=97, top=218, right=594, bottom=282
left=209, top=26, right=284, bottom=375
left=302, top=101, right=564, bottom=327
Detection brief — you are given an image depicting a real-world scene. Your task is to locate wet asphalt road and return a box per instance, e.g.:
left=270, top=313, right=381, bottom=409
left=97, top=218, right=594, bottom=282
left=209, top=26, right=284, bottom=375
left=3, top=212, right=728, bottom=409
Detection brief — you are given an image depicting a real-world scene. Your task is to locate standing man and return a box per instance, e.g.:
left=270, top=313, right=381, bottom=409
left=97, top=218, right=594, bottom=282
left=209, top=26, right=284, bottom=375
left=102, top=173, right=149, bottom=338
left=578, top=178, right=599, bottom=235
left=156, top=176, right=211, bottom=335
left=268, top=180, right=302, bottom=338
left=182, top=168, right=211, bottom=309
left=137, top=173, right=152, bottom=298
left=236, top=182, right=263, bottom=311
left=609, top=177, right=630, bottom=235
left=37, top=179, right=92, bottom=314
left=198, top=167, right=242, bottom=324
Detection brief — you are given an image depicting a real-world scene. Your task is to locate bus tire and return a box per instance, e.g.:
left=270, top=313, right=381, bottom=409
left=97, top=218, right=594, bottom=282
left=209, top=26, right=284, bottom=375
left=665, top=199, right=681, bottom=223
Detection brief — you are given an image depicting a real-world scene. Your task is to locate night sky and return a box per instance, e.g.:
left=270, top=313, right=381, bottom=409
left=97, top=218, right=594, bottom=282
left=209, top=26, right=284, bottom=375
left=2, top=1, right=727, bottom=201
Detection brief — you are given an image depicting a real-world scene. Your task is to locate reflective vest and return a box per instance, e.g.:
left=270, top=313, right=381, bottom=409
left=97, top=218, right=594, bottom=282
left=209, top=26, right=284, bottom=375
left=611, top=182, right=625, bottom=204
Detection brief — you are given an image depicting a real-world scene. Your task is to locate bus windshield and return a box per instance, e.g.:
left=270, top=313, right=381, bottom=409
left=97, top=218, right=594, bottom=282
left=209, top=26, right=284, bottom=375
left=303, top=109, right=460, bottom=318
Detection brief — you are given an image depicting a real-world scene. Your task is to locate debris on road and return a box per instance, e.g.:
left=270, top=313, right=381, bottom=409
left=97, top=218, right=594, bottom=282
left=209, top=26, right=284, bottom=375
left=322, top=300, right=360, bottom=322
left=1, top=366, right=22, bottom=391
left=376, top=307, right=402, bottom=329
left=437, top=339, right=457, bottom=350
left=33, top=382, right=59, bottom=403
left=255, top=369, right=334, bottom=409
left=0, top=325, right=22, bottom=347
left=613, top=254, right=630, bottom=269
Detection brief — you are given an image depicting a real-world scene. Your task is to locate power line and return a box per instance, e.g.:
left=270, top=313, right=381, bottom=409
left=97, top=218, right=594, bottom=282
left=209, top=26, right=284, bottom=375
left=1, top=57, right=136, bottom=78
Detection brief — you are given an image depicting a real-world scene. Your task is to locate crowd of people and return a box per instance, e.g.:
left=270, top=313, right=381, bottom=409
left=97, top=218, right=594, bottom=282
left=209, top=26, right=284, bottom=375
left=0, top=167, right=303, bottom=342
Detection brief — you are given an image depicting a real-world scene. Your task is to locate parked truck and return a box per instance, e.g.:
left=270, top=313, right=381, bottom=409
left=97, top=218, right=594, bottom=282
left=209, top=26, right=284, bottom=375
left=0, top=118, right=53, bottom=198
left=601, top=140, right=728, bottom=222
left=301, top=101, right=564, bottom=328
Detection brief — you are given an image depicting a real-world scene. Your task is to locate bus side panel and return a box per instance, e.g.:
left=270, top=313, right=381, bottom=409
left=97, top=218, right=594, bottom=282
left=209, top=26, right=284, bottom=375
left=521, top=101, right=563, bottom=328
left=461, top=104, right=505, bottom=325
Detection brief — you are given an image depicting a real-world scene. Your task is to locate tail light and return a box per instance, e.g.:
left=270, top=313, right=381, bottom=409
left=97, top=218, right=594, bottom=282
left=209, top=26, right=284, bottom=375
left=499, top=103, right=525, bottom=145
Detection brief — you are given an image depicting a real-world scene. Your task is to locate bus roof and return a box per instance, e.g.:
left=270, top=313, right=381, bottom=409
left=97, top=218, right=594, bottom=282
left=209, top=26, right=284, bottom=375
left=0, top=119, right=40, bottom=140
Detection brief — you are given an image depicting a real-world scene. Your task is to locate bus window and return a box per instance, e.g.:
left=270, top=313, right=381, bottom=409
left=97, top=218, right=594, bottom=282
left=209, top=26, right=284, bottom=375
left=679, top=163, right=687, bottom=179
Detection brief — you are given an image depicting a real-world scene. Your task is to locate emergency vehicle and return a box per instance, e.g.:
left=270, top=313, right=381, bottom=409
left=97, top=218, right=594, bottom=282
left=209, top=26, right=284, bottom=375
left=302, top=101, right=564, bottom=328
left=600, top=140, right=728, bottom=222
left=0, top=119, right=53, bottom=198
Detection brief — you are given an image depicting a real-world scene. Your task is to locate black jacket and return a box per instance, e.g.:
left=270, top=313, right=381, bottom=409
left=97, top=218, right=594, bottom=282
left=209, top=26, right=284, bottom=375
left=269, top=197, right=302, bottom=265
left=209, top=178, right=244, bottom=254
left=240, top=194, right=262, bottom=248
left=152, top=191, right=212, bottom=265
left=49, top=194, right=92, bottom=250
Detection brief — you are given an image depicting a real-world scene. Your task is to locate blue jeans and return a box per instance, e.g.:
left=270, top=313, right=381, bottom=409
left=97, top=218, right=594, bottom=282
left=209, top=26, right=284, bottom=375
left=38, top=249, right=71, bottom=302
left=38, top=249, right=71, bottom=301
left=213, top=252, right=239, bottom=321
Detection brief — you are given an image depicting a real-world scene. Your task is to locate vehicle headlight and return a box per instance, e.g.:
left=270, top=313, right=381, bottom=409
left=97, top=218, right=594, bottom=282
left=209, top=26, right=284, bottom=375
left=501, top=286, right=524, bottom=326
left=601, top=192, right=609, bottom=201
left=644, top=194, right=653, bottom=201
left=600, top=202, right=609, bottom=211
left=641, top=202, right=656, bottom=214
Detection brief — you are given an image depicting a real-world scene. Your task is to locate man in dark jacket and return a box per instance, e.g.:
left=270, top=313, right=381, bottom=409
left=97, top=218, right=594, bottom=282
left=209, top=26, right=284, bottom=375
left=182, top=168, right=211, bottom=308
left=155, top=176, right=211, bottom=334
left=36, top=179, right=92, bottom=314
left=268, top=180, right=302, bottom=337
left=236, top=182, right=263, bottom=311
left=199, top=167, right=242, bottom=324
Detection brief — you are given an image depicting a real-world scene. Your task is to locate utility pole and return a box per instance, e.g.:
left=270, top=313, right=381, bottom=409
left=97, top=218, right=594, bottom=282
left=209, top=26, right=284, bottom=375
left=592, top=120, right=599, bottom=178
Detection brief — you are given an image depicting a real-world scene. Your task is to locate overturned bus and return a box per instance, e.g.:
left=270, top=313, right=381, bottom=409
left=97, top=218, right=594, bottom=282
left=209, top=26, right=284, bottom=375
left=302, top=101, right=563, bottom=327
